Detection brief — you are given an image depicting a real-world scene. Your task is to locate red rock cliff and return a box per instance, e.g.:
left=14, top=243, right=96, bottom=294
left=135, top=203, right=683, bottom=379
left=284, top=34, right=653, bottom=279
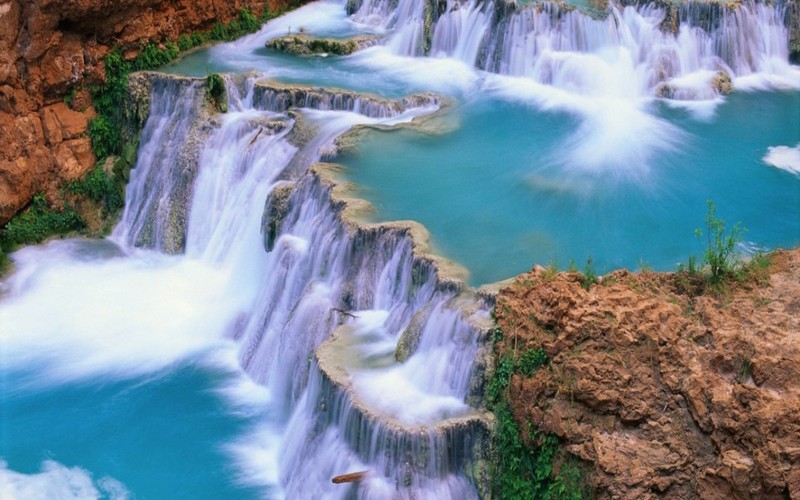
left=495, top=251, right=800, bottom=499
left=0, top=0, right=297, bottom=224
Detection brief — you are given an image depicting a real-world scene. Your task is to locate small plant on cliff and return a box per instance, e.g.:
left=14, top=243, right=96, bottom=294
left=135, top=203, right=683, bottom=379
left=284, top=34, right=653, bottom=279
left=579, top=257, right=597, bottom=290
left=135, top=42, right=180, bottom=70
left=0, top=195, right=84, bottom=249
left=68, top=161, right=127, bottom=216
left=88, top=115, right=120, bottom=159
left=541, top=260, right=559, bottom=282
left=237, top=8, right=261, bottom=33
left=517, top=348, right=548, bottom=376
left=206, top=73, right=228, bottom=112
left=697, top=199, right=746, bottom=284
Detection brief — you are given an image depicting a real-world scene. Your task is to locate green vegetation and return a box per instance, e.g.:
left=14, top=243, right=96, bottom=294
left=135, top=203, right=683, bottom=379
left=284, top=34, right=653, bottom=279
left=697, top=199, right=746, bottom=284
left=565, top=257, right=599, bottom=289
left=579, top=257, right=597, bottom=290
left=89, top=7, right=286, bottom=162
left=68, top=158, right=130, bottom=216
left=517, top=348, right=548, bottom=376
left=0, top=195, right=84, bottom=252
left=266, top=35, right=363, bottom=56
left=63, top=87, right=78, bottom=108
left=1, top=5, right=309, bottom=264
left=488, top=326, right=586, bottom=499
left=678, top=200, right=772, bottom=293
left=206, top=73, right=228, bottom=112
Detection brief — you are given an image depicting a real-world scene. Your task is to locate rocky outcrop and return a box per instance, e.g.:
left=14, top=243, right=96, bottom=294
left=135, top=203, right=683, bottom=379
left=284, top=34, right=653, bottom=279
left=265, top=33, right=381, bottom=56
left=494, top=250, right=800, bottom=498
left=0, top=0, right=305, bottom=224
left=315, top=322, right=493, bottom=491
left=252, top=79, right=440, bottom=118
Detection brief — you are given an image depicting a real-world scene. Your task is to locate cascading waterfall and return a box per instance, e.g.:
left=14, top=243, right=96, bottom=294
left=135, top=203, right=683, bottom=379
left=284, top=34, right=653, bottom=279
left=351, top=0, right=798, bottom=98
left=108, top=72, right=492, bottom=497
left=2, top=0, right=797, bottom=496
left=113, top=77, right=206, bottom=252
left=431, top=1, right=493, bottom=64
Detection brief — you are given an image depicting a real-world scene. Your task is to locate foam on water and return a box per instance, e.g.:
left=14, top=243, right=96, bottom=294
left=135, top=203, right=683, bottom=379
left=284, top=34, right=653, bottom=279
left=482, top=73, right=684, bottom=178
left=0, top=243, right=242, bottom=383
left=223, top=0, right=363, bottom=51
left=225, top=424, right=285, bottom=493
left=348, top=46, right=483, bottom=97
left=763, top=143, right=800, bottom=175
left=0, top=460, right=129, bottom=500
left=351, top=367, right=469, bottom=425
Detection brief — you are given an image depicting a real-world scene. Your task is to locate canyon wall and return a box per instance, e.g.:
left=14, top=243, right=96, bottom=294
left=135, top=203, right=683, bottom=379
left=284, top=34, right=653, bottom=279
left=0, top=0, right=301, bottom=224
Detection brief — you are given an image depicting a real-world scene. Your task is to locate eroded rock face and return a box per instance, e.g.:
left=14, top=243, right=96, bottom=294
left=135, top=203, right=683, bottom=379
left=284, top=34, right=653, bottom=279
left=0, top=0, right=304, bottom=224
left=494, top=250, right=800, bottom=499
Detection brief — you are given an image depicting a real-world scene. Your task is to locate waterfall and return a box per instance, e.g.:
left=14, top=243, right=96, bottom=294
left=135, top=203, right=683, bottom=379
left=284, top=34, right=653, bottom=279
left=431, top=1, right=493, bottom=65
left=361, top=0, right=799, bottom=99
left=111, top=72, right=492, bottom=497
left=483, top=0, right=799, bottom=98
left=113, top=77, right=206, bottom=252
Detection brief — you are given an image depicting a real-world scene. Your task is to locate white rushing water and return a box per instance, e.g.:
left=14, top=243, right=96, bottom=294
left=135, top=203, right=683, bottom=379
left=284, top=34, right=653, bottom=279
left=0, top=460, right=129, bottom=500
left=763, top=143, right=800, bottom=175
left=207, top=0, right=799, bottom=176
left=1, top=71, right=491, bottom=498
left=2, top=0, right=798, bottom=497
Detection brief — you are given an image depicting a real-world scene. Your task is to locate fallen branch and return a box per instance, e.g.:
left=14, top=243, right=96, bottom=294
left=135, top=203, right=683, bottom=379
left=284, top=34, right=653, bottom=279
left=332, top=470, right=369, bottom=484
left=332, top=307, right=357, bottom=319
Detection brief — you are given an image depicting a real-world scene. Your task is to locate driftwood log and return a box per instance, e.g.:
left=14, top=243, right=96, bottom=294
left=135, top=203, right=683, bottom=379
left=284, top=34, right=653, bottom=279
left=331, top=470, right=369, bottom=484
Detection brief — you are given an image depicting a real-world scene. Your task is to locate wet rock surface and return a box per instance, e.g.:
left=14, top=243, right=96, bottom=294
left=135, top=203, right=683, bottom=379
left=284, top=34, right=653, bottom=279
left=494, top=250, right=800, bottom=499
left=265, top=33, right=381, bottom=56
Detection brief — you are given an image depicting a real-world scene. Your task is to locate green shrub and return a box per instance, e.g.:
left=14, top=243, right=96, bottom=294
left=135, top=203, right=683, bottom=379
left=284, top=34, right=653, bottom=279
left=491, top=325, right=504, bottom=343
left=207, top=73, right=226, bottom=99
left=206, top=73, right=228, bottom=112
left=0, top=195, right=84, bottom=249
left=64, top=87, right=78, bottom=108
left=238, top=8, right=260, bottom=32
left=697, top=199, right=746, bottom=283
left=88, top=115, right=120, bottom=159
left=487, top=356, right=514, bottom=407
left=134, top=42, right=179, bottom=71
left=579, top=257, right=597, bottom=290
left=517, top=348, right=548, bottom=376
left=67, top=162, right=127, bottom=215
left=69, top=164, right=108, bottom=202
left=210, top=23, right=230, bottom=41
left=491, top=388, right=585, bottom=499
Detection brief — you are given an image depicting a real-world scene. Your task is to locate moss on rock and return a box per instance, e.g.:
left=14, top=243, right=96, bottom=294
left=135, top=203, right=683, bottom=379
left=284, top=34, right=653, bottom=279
left=265, top=34, right=380, bottom=56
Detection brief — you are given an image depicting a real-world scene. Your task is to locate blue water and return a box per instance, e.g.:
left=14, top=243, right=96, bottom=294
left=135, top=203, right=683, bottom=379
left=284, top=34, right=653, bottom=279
left=0, top=239, right=282, bottom=498
left=0, top=363, right=270, bottom=498
left=338, top=91, right=800, bottom=285
left=3, top=0, right=800, bottom=495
